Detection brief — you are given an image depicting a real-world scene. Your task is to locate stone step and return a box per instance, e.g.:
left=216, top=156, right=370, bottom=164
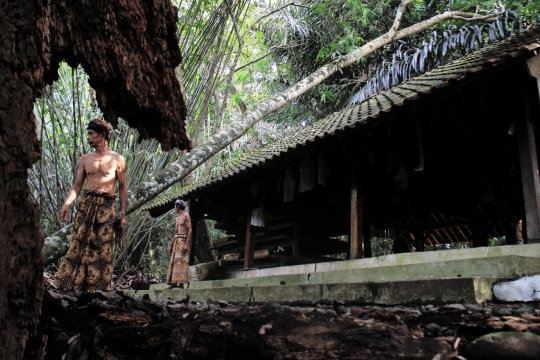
left=131, top=276, right=502, bottom=305
left=221, top=244, right=540, bottom=280
left=132, top=245, right=540, bottom=305
left=150, top=254, right=539, bottom=291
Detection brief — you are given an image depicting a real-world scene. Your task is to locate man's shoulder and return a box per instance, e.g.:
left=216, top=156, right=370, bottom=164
left=111, top=152, right=125, bottom=162
left=80, top=153, right=93, bottom=161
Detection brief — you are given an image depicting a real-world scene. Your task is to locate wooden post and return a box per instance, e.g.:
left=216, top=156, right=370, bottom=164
left=350, top=163, right=364, bottom=259
left=517, top=81, right=540, bottom=243
left=244, top=209, right=255, bottom=268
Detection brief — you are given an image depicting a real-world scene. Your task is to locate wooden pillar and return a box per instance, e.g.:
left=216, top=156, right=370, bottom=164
left=244, top=209, right=255, bottom=268
left=350, top=163, right=364, bottom=259
left=517, top=81, right=540, bottom=242
left=414, top=226, right=425, bottom=252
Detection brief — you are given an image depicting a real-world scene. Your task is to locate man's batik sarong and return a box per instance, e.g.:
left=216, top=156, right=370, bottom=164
left=56, top=189, right=117, bottom=291
left=166, top=235, right=190, bottom=284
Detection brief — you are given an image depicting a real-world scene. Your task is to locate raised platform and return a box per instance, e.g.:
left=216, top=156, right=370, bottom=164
left=125, top=244, right=540, bottom=305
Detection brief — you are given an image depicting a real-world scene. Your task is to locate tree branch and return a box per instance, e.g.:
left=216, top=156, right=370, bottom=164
left=234, top=49, right=274, bottom=73
left=389, top=0, right=415, bottom=38
left=255, top=2, right=310, bottom=24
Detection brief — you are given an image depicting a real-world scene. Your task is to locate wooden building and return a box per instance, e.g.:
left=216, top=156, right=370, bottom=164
left=145, top=26, right=540, bottom=271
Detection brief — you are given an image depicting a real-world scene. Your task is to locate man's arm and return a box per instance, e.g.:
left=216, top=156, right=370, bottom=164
left=59, top=158, right=86, bottom=222
left=117, top=155, right=128, bottom=228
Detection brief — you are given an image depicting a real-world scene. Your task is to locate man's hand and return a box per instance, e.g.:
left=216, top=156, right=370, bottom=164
left=119, top=218, right=127, bottom=229
left=59, top=205, right=70, bottom=222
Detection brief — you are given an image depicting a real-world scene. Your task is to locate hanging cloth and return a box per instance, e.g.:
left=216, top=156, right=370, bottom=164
left=283, top=162, right=296, bottom=202
left=251, top=204, right=265, bottom=227
left=317, top=150, right=329, bottom=186
left=299, top=152, right=316, bottom=193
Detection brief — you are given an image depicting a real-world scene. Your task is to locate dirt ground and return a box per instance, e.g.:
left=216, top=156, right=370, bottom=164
left=23, top=285, right=540, bottom=360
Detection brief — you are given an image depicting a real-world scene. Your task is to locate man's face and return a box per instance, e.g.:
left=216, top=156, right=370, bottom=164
left=87, top=129, right=104, bottom=148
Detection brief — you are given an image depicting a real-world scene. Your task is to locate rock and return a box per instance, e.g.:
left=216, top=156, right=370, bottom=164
left=464, top=304, right=484, bottom=312
left=325, top=310, right=338, bottom=317
left=461, top=332, right=540, bottom=360
left=442, top=329, right=454, bottom=336
left=445, top=304, right=466, bottom=311
left=371, top=309, right=398, bottom=322
left=515, top=307, right=535, bottom=315
left=423, top=323, right=443, bottom=337
left=48, top=291, right=65, bottom=300
left=167, top=303, right=186, bottom=309
left=493, top=274, right=540, bottom=302
left=493, top=307, right=513, bottom=316
left=217, top=300, right=229, bottom=308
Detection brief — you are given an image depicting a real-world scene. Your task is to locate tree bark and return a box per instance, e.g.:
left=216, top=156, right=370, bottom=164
left=41, top=2, right=497, bottom=265
left=0, top=3, right=46, bottom=358
left=1, top=0, right=188, bottom=358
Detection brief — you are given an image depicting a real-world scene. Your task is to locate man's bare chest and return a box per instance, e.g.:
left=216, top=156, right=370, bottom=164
left=85, top=156, right=117, bottom=177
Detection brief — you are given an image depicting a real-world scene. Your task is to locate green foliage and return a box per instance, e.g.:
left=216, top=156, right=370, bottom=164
left=425, top=242, right=470, bottom=251
left=137, top=212, right=177, bottom=281
left=204, top=218, right=232, bottom=243
left=489, top=236, right=507, bottom=247
left=371, top=237, right=393, bottom=257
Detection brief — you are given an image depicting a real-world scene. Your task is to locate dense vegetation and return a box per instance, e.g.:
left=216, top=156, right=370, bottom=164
left=32, top=0, right=540, bottom=279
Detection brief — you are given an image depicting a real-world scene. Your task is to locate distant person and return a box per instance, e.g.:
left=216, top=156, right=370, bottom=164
left=166, top=199, right=193, bottom=289
left=516, top=219, right=524, bottom=244
left=56, top=119, right=127, bottom=293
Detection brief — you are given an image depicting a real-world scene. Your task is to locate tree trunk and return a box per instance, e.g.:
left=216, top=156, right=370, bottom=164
left=0, top=2, right=45, bottom=358
left=1, top=0, right=188, bottom=357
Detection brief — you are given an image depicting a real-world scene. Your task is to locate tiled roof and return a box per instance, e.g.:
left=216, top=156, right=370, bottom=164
left=144, top=25, right=540, bottom=214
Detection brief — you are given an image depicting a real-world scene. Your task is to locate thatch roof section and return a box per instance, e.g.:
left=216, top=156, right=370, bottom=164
left=144, top=25, right=540, bottom=214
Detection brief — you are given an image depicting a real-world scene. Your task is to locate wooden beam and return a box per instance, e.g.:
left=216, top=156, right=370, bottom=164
left=350, top=163, right=364, bottom=259
left=517, top=83, right=540, bottom=243
left=244, top=209, right=255, bottom=268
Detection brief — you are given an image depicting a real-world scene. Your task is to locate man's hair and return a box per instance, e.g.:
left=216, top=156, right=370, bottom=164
left=87, top=119, right=111, bottom=141
left=175, top=199, right=186, bottom=210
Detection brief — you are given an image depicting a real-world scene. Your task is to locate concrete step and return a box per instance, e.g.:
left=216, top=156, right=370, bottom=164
left=150, top=254, right=539, bottom=290
left=126, top=244, right=540, bottom=305
left=129, top=276, right=501, bottom=305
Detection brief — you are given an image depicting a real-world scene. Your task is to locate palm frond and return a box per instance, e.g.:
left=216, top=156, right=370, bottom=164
left=347, top=11, right=524, bottom=106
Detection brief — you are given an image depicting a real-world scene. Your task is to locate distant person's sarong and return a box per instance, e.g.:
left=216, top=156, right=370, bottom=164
left=56, top=189, right=117, bottom=291
left=166, top=234, right=190, bottom=284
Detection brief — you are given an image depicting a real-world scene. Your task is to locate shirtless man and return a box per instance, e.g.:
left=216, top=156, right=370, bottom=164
left=56, top=119, right=128, bottom=292
left=166, top=199, right=193, bottom=288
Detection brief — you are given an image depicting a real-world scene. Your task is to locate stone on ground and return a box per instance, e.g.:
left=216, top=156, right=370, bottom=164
left=461, top=332, right=540, bottom=360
